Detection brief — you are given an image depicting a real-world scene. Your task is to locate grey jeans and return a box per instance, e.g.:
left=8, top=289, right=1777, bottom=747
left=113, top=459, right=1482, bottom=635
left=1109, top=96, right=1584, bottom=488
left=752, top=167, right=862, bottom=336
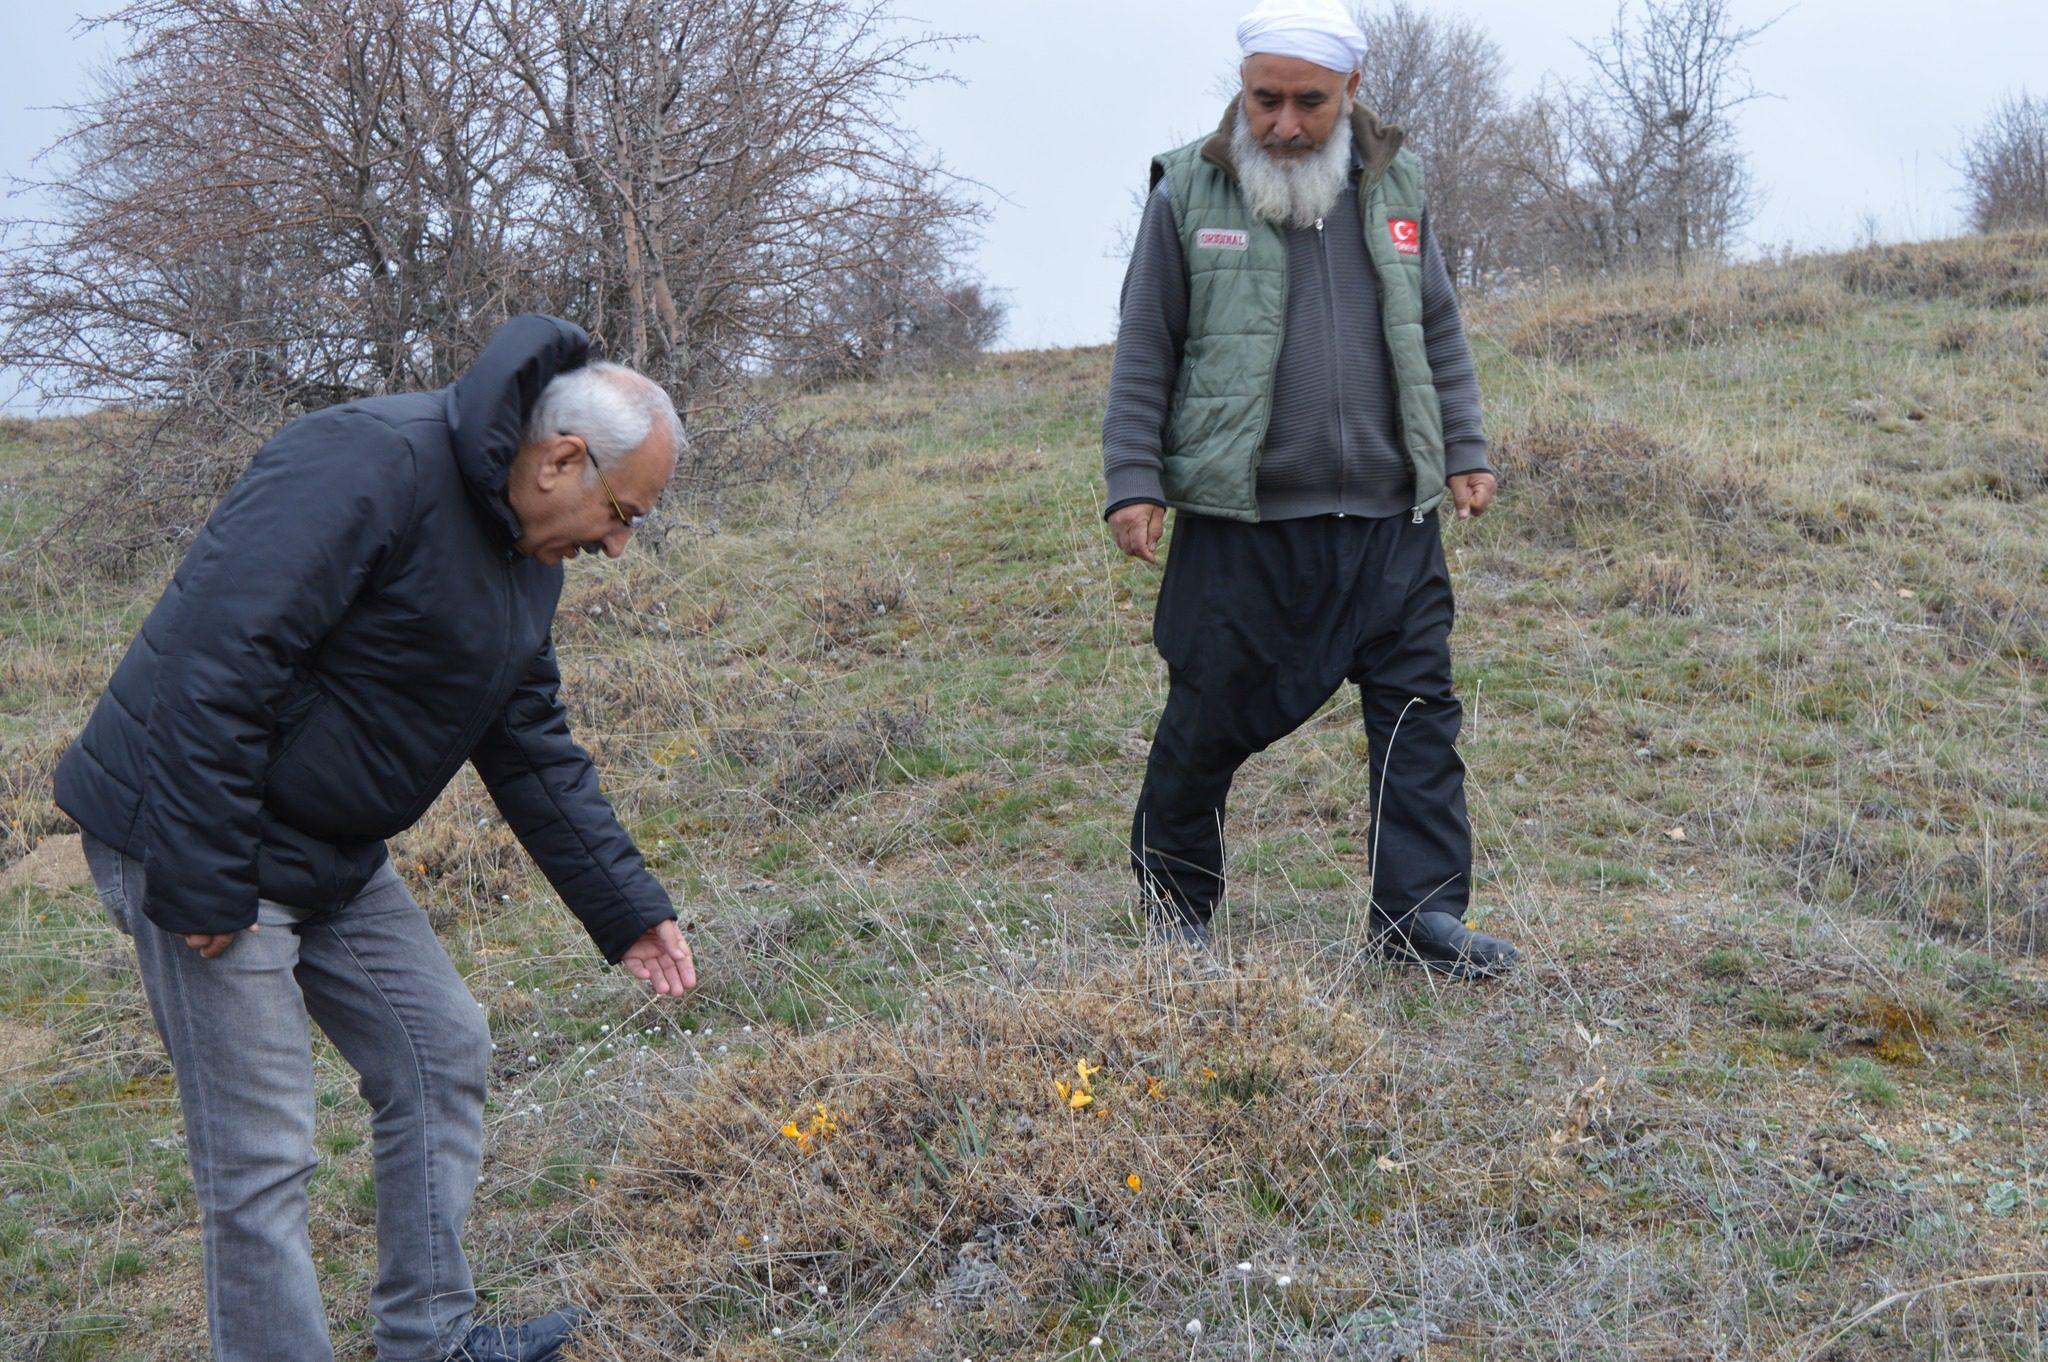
left=84, top=836, right=490, bottom=1362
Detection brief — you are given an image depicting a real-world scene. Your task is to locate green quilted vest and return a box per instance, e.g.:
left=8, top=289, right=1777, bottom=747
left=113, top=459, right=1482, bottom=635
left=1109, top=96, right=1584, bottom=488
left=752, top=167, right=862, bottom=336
left=1151, top=103, right=1447, bottom=522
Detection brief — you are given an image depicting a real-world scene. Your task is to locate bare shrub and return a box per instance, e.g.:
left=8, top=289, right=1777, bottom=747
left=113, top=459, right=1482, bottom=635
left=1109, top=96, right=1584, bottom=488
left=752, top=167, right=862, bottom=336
left=0, top=0, right=989, bottom=568
left=777, top=202, right=1008, bottom=384
left=1920, top=846, right=2048, bottom=958
left=1934, top=320, right=1990, bottom=354
left=387, top=773, right=529, bottom=927
left=798, top=568, right=917, bottom=649
left=1956, top=435, right=2048, bottom=503
left=0, top=732, right=75, bottom=869
left=769, top=705, right=925, bottom=811
left=1962, top=90, right=2048, bottom=233
left=1493, top=415, right=1765, bottom=545
left=584, top=971, right=1389, bottom=1355
left=1923, top=577, right=2048, bottom=666
left=1840, top=238, right=2048, bottom=306
left=1601, top=553, right=1697, bottom=614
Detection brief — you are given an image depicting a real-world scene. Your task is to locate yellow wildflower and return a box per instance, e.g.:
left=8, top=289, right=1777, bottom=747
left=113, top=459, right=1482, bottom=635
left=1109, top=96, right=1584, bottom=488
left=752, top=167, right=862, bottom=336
left=1126, top=1174, right=1142, bottom=1192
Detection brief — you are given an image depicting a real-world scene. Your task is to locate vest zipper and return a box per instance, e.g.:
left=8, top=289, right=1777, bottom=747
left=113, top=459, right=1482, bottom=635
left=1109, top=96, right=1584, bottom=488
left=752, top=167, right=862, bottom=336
left=1253, top=234, right=1288, bottom=505
left=1314, top=216, right=1348, bottom=516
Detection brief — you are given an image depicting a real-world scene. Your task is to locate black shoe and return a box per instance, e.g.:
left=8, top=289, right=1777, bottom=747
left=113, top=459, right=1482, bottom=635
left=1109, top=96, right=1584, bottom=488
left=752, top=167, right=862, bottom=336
left=1148, top=917, right=1214, bottom=950
left=1375, top=911, right=1519, bottom=980
left=447, top=1307, right=589, bottom=1362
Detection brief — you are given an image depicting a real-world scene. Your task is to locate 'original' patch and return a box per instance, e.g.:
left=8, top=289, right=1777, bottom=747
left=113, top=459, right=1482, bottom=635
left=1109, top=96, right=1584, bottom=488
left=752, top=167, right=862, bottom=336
left=1195, top=229, right=1250, bottom=251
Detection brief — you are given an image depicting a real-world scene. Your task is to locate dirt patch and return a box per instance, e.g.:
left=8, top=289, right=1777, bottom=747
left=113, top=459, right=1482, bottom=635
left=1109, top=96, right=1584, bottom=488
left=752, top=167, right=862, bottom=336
left=0, top=833, right=89, bottom=893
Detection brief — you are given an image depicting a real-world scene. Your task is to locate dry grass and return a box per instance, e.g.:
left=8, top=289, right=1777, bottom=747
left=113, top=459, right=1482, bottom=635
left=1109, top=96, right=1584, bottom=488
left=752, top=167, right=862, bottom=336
left=1839, top=231, right=2048, bottom=306
left=1488, top=264, right=1844, bottom=363
left=1490, top=414, right=1766, bottom=547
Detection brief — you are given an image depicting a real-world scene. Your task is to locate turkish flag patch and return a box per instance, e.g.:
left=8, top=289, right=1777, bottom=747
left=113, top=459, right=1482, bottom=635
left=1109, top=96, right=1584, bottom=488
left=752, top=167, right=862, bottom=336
left=1388, top=218, right=1421, bottom=255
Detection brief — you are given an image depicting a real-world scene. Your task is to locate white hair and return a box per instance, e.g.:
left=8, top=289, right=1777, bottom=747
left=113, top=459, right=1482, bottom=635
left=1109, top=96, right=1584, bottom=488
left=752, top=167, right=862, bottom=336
left=524, top=361, right=684, bottom=474
left=1230, top=111, right=1354, bottom=231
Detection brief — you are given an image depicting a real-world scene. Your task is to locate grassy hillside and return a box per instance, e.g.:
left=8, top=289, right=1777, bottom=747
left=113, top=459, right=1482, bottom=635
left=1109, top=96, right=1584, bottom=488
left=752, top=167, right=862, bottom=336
left=2, top=231, right=2045, bottom=1360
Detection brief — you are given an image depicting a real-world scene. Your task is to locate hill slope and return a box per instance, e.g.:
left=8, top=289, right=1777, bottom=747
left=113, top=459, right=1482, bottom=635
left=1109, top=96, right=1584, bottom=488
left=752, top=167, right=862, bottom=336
left=1, top=232, right=2045, bottom=1359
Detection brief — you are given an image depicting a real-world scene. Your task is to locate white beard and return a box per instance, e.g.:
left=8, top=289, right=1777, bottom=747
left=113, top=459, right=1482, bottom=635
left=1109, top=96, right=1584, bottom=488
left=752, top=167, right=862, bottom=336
left=1231, top=111, right=1354, bottom=231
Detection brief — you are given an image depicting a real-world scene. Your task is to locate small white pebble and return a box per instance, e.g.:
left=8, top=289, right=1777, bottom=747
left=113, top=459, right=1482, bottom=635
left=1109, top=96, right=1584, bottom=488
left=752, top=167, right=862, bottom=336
left=1275, top=1275, right=1293, bottom=1288
left=1237, top=1261, right=1252, bottom=1273
left=718, top=1044, right=729, bottom=1054
left=1089, top=1339, right=1102, bottom=1350
left=743, top=1025, right=754, bottom=1034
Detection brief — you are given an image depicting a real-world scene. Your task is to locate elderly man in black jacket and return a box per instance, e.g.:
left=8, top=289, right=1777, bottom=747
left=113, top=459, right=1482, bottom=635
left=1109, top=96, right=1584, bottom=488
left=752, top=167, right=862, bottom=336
left=54, top=315, right=691, bottom=1362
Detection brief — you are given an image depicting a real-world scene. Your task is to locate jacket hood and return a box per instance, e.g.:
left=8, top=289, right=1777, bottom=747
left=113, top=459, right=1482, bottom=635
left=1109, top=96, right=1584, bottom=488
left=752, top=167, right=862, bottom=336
left=444, top=313, right=591, bottom=544
left=1191, top=98, right=1405, bottom=187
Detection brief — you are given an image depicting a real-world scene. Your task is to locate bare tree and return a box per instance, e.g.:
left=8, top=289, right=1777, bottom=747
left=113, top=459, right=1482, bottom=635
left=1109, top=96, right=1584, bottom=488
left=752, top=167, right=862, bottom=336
left=772, top=180, right=1006, bottom=383
left=1571, top=0, right=1778, bottom=272
left=0, top=0, right=991, bottom=559
left=1349, top=1, right=1515, bottom=285
left=1962, top=91, right=2048, bottom=234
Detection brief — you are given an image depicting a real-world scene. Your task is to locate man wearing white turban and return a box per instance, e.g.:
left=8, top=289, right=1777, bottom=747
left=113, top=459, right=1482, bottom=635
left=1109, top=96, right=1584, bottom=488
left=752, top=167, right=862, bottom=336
left=1101, top=0, right=1517, bottom=978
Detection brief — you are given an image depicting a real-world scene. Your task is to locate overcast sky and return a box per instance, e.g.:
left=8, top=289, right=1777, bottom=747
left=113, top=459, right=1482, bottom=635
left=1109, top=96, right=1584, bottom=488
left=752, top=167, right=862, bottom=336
left=4, top=1, right=2043, bottom=406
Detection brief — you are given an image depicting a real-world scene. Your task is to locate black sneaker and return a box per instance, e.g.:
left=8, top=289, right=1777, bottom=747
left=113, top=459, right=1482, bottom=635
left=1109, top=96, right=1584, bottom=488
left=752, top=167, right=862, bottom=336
left=1374, top=911, right=1519, bottom=980
left=447, top=1307, right=589, bottom=1362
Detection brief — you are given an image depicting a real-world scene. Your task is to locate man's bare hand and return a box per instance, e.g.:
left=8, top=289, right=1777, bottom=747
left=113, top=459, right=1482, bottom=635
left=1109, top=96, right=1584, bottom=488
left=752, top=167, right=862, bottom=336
left=1109, top=503, right=1166, bottom=564
left=622, top=919, right=697, bottom=997
left=1448, top=472, right=1497, bottom=520
left=182, top=926, right=257, bottom=958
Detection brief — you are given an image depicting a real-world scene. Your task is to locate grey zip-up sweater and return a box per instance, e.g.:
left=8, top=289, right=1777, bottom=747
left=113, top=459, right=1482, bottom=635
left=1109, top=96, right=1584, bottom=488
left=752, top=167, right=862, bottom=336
left=1102, top=169, right=1492, bottom=520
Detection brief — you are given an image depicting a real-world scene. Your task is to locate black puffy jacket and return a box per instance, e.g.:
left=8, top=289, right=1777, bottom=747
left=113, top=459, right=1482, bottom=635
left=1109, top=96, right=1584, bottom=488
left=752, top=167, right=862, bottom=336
left=54, top=314, right=674, bottom=962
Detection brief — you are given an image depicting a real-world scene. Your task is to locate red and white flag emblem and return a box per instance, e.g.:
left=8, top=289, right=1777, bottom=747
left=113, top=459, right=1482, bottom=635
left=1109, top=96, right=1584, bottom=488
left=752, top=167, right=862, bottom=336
left=1388, top=218, right=1420, bottom=255
left=1195, top=228, right=1250, bottom=251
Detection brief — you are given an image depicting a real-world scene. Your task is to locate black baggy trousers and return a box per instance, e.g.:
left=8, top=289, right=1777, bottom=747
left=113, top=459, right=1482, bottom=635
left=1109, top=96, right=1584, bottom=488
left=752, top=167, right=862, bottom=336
left=1130, top=509, right=1471, bottom=928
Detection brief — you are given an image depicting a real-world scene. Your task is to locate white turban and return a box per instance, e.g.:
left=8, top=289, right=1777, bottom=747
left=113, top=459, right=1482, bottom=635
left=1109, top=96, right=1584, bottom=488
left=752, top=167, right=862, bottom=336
left=1235, top=0, right=1370, bottom=75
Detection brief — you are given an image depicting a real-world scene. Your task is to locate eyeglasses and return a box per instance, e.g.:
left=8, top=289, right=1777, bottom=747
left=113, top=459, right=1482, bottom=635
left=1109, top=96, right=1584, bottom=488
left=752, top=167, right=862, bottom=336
left=587, top=453, right=647, bottom=530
